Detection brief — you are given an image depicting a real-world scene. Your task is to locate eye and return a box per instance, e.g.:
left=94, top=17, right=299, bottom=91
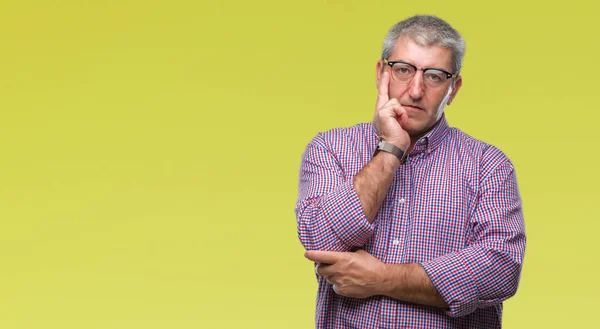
left=424, top=71, right=444, bottom=82
left=392, top=64, right=414, bottom=76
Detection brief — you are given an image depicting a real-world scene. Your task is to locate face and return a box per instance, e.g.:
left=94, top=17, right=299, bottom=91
left=376, top=36, right=463, bottom=137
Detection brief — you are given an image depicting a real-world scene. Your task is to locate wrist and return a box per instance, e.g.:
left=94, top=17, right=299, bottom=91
left=378, top=263, right=407, bottom=297
left=374, top=139, right=409, bottom=164
left=374, top=149, right=401, bottom=162
left=384, top=139, right=409, bottom=152
left=377, top=263, right=395, bottom=296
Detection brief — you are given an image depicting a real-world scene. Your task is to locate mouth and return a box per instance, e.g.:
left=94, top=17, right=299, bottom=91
left=402, top=104, right=424, bottom=111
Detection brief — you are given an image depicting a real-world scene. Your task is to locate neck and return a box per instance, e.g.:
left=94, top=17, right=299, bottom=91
left=407, top=116, right=443, bottom=153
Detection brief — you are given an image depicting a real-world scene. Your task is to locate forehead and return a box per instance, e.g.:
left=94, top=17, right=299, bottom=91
left=389, top=36, right=453, bottom=70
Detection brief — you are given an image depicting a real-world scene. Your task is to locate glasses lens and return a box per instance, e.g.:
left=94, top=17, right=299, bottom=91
left=391, top=63, right=415, bottom=82
left=423, top=70, right=448, bottom=88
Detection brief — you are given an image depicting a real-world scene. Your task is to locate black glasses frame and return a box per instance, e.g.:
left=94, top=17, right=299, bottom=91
left=384, top=59, right=457, bottom=79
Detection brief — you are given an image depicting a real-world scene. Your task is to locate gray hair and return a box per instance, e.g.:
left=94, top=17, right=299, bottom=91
left=381, top=15, right=465, bottom=74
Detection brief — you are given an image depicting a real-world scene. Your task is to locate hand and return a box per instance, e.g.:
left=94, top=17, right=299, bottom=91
left=305, top=249, right=388, bottom=299
left=373, top=70, right=410, bottom=151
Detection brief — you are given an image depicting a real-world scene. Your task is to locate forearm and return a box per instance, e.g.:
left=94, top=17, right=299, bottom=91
left=379, top=263, right=448, bottom=309
left=353, top=151, right=401, bottom=222
left=296, top=138, right=381, bottom=251
left=296, top=137, right=402, bottom=250
left=420, top=241, right=524, bottom=317
left=414, top=160, right=525, bottom=317
left=296, top=181, right=374, bottom=251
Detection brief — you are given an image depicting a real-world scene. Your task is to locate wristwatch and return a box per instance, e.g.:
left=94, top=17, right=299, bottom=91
left=373, top=139, right=408, bottom=164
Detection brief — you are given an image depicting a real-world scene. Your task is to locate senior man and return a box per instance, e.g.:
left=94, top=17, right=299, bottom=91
left=295, top=15, right=526, bottom=329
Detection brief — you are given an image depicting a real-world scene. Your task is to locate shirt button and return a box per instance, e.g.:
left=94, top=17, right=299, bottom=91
left=399, top=198, right=406, bottom=204
left=392, top=239, right=400, bottom=245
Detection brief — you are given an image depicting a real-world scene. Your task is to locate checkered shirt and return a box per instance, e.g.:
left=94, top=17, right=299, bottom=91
left=295, top=115, right=526, bottom=329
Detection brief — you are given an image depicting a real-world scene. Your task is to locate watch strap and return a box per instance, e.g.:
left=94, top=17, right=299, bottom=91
left=374, top=139, right=408, bottom=164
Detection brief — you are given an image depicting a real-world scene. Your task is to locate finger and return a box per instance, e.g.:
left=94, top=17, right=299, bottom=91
left=325, top=274, right=337, bottom=285
left=314, top=263, right=327, bottom=277
left=376, top=99, right=402, bottom=120
left=377, top=98, right=399, bottom=114
left=316, top=263, right=335, bottom=277
left=384, top=97, right=400, bottom=108
left=305, top=250, right=342, bottom=264
left=376, top=70, right=391, bottom=111
left=392, top=105, right=409, bottom=127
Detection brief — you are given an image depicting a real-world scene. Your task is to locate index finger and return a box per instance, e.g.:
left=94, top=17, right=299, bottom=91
left=376, top=69, right=390, bottom=110
left=304, top=250, right=342, bottom=264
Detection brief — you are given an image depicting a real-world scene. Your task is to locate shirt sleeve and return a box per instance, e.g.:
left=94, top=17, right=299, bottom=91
left=420, top=159, right=526, bottom=317
left=295, top=134, right=375, bottom=252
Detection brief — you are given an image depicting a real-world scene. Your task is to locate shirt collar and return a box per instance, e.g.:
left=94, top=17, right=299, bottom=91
left=410, top=114, right=450, bottom=156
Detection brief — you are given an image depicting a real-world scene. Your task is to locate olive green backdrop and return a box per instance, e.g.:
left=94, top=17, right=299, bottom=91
left=1, top=0, right=598, bottom=328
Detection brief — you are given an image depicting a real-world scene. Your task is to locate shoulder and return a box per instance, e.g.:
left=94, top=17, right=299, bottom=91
left=446, top=127, right=515, bottom=177
left=306, top=122, right=375, bottom=150
left=301, top=122, right=375, bottom=171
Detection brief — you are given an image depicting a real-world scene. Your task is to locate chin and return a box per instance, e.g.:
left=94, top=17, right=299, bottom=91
left=405, top=121, right=435, bottom=138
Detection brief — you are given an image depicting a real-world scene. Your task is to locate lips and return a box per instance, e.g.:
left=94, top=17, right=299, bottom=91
left=402, top=104, right=424, bottom=111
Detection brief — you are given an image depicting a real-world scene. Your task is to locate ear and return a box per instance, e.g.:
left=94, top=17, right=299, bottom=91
left=447, top=76, right=463, bottom=105
left=376, top=60, right=384, bottom=87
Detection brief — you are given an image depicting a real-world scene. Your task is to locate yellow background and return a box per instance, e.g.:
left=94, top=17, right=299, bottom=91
left=1, top=0, right=598, bottom=328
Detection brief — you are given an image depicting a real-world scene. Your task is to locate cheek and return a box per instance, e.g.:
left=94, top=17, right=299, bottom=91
left=424, top=92, right=447, bottom=110
left=387, top=86, right=406, bottom=101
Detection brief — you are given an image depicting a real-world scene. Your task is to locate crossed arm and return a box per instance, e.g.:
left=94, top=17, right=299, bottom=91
left=305, top=249, right=449, bottom=308
left=295, top=138, right=525, bottom=316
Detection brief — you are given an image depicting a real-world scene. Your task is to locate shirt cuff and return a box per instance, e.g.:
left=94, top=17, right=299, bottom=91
left=421, top=250, right=479, bottom=317
left=320, top=179, right=374, bottom=248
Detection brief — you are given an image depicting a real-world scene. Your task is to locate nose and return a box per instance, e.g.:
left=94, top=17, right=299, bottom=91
left=407, top=70, right=425, bottom=100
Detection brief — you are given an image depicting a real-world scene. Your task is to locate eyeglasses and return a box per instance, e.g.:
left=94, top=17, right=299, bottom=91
left=384, top=59, right=457, bottom=89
